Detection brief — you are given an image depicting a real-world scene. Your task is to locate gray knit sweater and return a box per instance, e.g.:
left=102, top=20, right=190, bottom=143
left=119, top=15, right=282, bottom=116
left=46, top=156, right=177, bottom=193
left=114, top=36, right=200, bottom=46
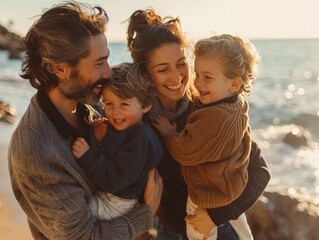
left=8, top=94, right=153, bottom=239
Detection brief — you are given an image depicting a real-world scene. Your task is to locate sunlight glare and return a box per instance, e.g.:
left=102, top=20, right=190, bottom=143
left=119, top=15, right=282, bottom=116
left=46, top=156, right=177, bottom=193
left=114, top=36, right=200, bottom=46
left=292, top=69, right=300, bottom=79
left=288, top=84, right=296, bottom=91
left=285, top=91, right=293, bottom=99
left=292, top=127, right=300, bottom=135
left=273, top=117, right=280, bottom=124
left=275, top=84, right=282, bottom=92
left=297, top=88, right=305, bottom=95
left=304, top=71, right=312, bottom=79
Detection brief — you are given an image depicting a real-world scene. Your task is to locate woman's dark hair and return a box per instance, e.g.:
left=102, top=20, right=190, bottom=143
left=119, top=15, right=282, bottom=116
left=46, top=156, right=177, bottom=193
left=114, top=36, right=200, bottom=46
left=126, top=8, right=187, bottom=73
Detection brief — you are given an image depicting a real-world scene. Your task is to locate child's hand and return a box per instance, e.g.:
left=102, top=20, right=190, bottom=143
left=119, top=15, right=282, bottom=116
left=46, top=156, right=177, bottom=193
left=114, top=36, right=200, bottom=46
left=72, top=137, right=90, bottom=159
left=92, top=117, right=108, bottom=144
left=185, top=206, right=216, bottom=239
left=152, top=115, right=177, bottom=136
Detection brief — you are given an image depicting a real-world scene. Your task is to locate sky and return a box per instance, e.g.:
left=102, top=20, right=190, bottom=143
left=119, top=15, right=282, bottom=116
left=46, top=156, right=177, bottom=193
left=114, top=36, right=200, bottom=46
left=1, top=0, right=319, bottom=42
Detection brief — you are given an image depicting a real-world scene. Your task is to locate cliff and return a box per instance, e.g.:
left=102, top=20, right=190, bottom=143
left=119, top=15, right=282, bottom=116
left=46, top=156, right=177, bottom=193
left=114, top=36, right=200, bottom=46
left=0, top=24, right=24, bottom=59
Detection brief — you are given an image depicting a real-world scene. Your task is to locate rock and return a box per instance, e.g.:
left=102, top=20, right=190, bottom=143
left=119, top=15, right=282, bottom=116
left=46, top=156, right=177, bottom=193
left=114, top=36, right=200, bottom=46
left=283, top=125, right=312, bottom=148
left=0, top=24, right=24, bottom=59
left=290, top=114, right=319, bottom=139
left=247, top=188, right=319, bottom=240
left=8, top=49, right=22, bottom=59
left=0, top=100, right=16, bottom=124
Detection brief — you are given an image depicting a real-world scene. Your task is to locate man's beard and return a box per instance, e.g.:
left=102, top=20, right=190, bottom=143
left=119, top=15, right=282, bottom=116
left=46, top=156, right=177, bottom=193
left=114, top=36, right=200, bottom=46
left=58, top=69, right=103, bottom=105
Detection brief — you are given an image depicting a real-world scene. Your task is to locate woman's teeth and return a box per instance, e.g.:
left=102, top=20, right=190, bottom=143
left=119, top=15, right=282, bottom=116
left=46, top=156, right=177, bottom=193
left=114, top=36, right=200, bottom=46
left=166, top=82, right=182, bottom=90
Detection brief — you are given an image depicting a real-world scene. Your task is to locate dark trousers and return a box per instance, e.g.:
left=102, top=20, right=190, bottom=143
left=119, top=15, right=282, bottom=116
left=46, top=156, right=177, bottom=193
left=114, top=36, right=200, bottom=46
left=217, top=222, right=239, bottom=240
left=156, top=221, right=239, bottom=240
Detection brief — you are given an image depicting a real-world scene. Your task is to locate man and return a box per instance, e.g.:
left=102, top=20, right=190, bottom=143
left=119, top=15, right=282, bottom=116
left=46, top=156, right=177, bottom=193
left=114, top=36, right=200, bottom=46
left=8, top=2, right=162, bottom=239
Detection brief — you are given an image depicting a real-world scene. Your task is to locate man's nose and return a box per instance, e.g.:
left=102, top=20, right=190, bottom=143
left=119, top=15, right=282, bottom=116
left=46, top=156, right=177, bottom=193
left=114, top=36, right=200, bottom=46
left=101, top=62, right=112, bottom=79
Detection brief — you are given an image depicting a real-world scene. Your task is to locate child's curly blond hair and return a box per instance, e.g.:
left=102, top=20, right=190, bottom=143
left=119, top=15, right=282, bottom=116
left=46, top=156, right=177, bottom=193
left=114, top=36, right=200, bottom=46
left=194, top=34, right=260, bottom=95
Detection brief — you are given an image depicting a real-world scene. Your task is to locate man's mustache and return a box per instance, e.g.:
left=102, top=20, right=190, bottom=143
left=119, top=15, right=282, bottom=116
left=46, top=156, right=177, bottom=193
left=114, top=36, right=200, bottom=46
left=92, top=78, right=109, bottom=89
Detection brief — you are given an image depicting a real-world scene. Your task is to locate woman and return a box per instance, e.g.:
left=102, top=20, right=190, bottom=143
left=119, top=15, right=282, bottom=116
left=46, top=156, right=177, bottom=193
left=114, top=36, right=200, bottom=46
left=126, top=8, right=270, bottom=240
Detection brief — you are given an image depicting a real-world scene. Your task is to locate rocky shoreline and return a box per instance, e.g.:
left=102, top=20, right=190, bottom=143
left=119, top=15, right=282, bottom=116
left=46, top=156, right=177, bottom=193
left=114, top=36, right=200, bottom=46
left=247, top=188, right=319, bottom=240
left=0, top=24, right=24, bottom=59
left=0, top=100, right=16, bottom=124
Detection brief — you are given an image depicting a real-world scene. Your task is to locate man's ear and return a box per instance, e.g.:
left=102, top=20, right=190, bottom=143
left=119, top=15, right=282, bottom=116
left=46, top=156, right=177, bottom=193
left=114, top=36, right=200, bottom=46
left=51, top=63, right=69, bottom=81
left=143, top=104, right=152, bottom=113
left=229, top=77, right=243, bottom=93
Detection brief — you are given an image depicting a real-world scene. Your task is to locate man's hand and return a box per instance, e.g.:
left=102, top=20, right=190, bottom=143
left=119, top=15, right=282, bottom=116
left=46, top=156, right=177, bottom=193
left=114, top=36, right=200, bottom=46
left=72, top=137, right=90, bottom=159
left=144, top=168, right=163, bottom=215
left=185, top=206, right=216, bottom=238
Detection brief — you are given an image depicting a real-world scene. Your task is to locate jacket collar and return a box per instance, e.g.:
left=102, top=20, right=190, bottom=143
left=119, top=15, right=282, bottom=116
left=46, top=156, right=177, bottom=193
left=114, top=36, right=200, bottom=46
left=198, top=95, right=239, bottom=109
left=36, top=90, right=91, bottom=140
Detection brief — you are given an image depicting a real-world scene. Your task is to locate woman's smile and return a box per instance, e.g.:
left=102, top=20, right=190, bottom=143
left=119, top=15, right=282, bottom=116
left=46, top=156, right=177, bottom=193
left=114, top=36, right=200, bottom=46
left=165, top=81, right=183, bottom=90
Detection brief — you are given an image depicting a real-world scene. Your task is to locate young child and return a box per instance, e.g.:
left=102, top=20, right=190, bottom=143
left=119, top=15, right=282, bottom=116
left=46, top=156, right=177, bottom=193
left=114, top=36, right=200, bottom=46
left=153, top=34, right=260, bottom=240
left=72, top=62, right=163, bottom=223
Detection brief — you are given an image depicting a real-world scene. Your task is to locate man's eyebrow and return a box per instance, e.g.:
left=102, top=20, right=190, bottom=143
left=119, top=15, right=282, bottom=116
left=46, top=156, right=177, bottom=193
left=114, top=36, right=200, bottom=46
left=96, top=56, right=109, bottom=62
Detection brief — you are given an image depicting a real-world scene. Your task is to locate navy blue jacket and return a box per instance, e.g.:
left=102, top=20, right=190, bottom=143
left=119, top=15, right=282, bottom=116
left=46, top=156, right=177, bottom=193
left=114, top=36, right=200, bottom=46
left=78, top=123, right=163, bottom=199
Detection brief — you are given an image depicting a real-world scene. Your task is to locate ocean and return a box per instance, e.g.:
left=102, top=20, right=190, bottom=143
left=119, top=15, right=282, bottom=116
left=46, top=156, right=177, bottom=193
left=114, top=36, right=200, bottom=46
left=1, top=39, right=319, bottom=224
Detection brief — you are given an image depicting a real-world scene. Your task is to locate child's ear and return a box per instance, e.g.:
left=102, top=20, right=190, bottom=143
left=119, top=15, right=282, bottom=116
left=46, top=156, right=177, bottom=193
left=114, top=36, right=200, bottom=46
left=229, top=77, right=243, bottom=93
left=143, top=104, right=152, bottom=113
left=51, top=63, right=69, bottom=81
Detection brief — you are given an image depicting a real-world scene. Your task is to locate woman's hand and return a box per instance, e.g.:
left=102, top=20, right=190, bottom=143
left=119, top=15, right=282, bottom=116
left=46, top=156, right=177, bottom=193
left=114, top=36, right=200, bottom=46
left=152, top=115, right=177, bottom=136
left=144, top=168, right=163, bottom=215
left=185, top=206, right=216, bottom=238
left=72, top=137, right=90, bottom=159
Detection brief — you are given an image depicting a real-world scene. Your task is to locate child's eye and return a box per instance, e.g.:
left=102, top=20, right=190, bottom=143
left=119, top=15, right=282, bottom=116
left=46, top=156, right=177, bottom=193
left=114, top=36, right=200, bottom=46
left=121, top=102, right=130, bottom=107
left=104, top=102, right=113, bottom=107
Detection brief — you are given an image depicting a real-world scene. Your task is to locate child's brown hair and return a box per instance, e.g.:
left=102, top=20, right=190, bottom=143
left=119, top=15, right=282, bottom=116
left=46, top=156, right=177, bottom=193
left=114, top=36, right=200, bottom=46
left=103, top=62, right=155, bottom=108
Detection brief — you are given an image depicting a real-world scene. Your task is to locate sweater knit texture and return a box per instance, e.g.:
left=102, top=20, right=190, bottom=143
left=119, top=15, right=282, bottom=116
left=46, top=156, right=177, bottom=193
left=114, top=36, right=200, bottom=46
left=164, top=95, right=251, bottom=208
left=78, top=123, right=163, bottom=199
left=145, top=95, right=270, bottom=231
left=8, top=93, right=153, bottom=240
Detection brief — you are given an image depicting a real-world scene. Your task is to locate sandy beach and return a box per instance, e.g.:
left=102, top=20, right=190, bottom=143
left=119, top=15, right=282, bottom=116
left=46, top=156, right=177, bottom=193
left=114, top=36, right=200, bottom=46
left=0, top=194, right=32, bottom=240
left=0, top=127, right=33, bottom=240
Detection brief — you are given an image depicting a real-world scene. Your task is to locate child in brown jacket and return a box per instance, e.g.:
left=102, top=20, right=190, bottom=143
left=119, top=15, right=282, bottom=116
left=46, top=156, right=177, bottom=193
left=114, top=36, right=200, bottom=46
left=154, top=34, right=260, bottom=240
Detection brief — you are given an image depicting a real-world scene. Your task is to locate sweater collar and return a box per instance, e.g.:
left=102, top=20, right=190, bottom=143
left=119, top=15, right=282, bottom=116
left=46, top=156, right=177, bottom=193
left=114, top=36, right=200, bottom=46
left=36, top=90, right=91, bottom=140
left=198, top=95, right=239, bottom=109
left=148, top=95, right=190, bottom=123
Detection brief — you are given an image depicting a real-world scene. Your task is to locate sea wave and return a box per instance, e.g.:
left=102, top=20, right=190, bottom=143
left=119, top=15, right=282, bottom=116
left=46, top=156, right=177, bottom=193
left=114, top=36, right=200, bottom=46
left=253, top=124, right=319, bottom=198
left=0, top=68, right=21, bottom=81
